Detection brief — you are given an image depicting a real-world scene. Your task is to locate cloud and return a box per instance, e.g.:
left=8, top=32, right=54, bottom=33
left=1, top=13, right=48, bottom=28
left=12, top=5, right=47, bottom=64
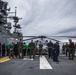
left=4, top=0, right=76, bottom=36
left=56, top=25, right=76, bottom=36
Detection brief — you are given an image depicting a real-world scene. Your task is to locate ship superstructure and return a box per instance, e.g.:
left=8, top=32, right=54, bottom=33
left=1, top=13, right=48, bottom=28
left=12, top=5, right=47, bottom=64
left=0, top=0, right=23, bottom=44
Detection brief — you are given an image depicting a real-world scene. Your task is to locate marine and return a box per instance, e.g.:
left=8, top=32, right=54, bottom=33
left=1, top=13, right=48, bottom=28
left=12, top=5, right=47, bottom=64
left=68, top=39, right=75, bottom=60
left=29, top=40, right=36, bottom=59
left=65, top=43, right=69, bottom=57
left=39, top=41, right=43, bottom=57
left=18, top=39, right=23, bottom=58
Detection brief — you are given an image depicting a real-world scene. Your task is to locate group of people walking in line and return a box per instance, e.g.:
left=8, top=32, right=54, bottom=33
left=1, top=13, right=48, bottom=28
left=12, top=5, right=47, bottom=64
left=0, top=39, right=75, bottom=62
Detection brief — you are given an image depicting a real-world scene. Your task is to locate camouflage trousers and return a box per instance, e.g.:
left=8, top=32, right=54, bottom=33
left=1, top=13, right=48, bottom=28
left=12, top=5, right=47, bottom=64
left=68, top=48, right=75, bottom=60
left=18, top=47, right=23, bottom=58
left=30, top=49, right=35, bottom=59
left=9, top=50, right=14, bottom=58
left=39, top=48, right=43, bottom=57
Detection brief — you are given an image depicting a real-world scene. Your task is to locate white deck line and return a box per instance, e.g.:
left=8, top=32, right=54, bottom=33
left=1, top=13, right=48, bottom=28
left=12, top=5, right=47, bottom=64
left=59, top=55, right=66, bottom=56
left=40, top=56, right=53, bottom=69
left=23, top=58, right=33, bottom=60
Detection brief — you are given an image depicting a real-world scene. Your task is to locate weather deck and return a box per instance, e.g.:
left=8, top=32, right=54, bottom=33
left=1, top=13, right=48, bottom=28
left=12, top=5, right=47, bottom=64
left=0, top=54, right=76, bottom=75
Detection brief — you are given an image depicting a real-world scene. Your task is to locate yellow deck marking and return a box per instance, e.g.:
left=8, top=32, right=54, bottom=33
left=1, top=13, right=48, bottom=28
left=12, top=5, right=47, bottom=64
left=0, top=56, right=10, bottom=63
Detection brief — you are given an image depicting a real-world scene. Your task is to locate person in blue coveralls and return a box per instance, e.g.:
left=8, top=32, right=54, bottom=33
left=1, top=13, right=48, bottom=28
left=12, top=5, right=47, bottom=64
left=52, top=41, right=60, bottom=62
left=47, top=40, right=53, bottom=59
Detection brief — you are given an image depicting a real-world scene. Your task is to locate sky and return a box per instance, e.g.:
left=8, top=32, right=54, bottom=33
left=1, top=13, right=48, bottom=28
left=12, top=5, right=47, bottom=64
left=3, top=0, right=76, bottom=36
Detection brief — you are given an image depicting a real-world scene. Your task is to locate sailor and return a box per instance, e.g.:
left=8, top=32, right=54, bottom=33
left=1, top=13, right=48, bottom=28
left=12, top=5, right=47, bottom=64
left=25, top=43, right=29, bottom=56
left=39, top=41, right=43, bottom=57
left=47, top=40, right=53, bottom=58
left=14, top=43, right=18, bottom=57
left=9, top=43, right=14, bottom=58
left=68, top=39, right=75, bottom=60
left=62, top=44, right=65, bottom=54
left=0, top=43, right=2, bottom=57
left=29, top=40, right=36, bottom=59
left=52, top=42, right=60, bottom=62
left=23, top=42, right=26, bottom=57
left=2, top=43, right=6, bottom=57
left=6, top=42, right=11, bottom=56
left=18, top=39, right=23, bottom=58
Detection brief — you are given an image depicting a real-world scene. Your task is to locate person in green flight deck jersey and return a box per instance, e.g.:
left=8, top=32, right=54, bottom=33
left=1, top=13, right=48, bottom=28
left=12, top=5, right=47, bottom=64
left=6, top=42, right=11, bottom=56
left=9, top=43, right=14, bottom=58
left=25, top=43, right=29, bottom=56
left=23, top=43, right=29, bottom=57
left=23, top=42, right=26, bottom=57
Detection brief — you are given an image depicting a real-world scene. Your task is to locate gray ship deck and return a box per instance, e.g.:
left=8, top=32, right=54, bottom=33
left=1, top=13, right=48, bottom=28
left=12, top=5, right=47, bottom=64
left=0, top=55, right=76, bottom=75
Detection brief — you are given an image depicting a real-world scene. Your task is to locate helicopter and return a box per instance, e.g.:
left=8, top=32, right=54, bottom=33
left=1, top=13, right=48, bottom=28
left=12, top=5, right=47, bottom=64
left=22, top=35, right=76, bottom=43
left=21, top=35, right=76, bottom=55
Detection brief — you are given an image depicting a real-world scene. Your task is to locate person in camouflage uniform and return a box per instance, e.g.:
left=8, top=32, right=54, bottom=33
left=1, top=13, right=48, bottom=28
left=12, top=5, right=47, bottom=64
left=39, top=41, right=43, bottom=57
left=18, top=39, right=23, bottom=58
left=68, top=39, right=75, bottom=60
left=65, top=43, right=69, bottom=57
left=29, top=40, right=36, bottom=59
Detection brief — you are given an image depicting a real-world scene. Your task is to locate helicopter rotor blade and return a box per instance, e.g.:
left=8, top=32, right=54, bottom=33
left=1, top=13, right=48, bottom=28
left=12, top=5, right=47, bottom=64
left=48, top=36, right=76, bottom=38
left=23, top=36, right=37, bottom=37
left=23, top=37, right=38, bottom=41
left=47, top=37, right=61, bottom=42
